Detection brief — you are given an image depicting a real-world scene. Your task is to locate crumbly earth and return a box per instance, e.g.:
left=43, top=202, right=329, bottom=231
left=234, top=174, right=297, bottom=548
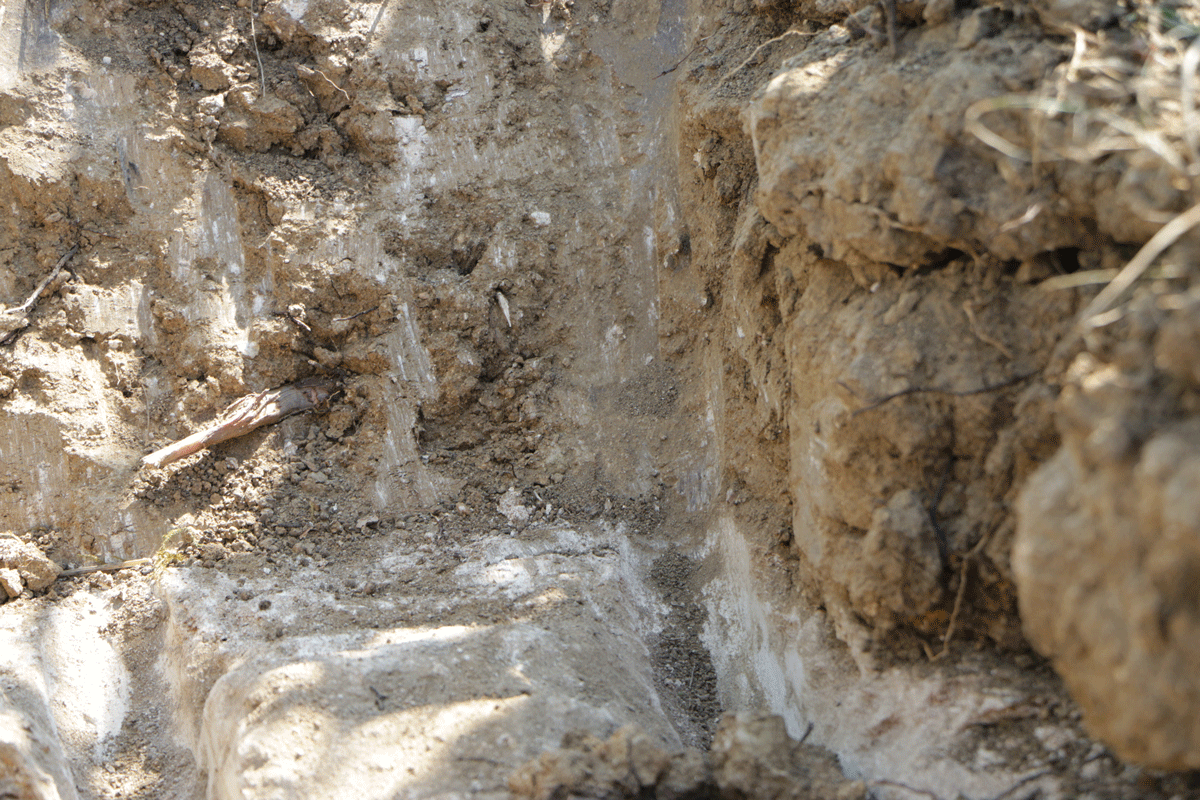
left=2, top=0, right=1200, bottom=798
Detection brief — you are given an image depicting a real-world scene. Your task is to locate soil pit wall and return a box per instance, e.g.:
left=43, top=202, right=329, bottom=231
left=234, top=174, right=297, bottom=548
left=2, top=0, right=1200, bottom=799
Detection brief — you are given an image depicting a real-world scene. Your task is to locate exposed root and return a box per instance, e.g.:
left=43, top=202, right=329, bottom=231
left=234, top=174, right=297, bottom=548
left=962, top=300, right=1015, bottom=360
left=935, top=524, right=995, bottom=660
left=845, top=371, right=1038, bottom=417
left=249, top=0, right=266, bottom=100
left=0, top=245, right=79, bottom=346
left=141, top=377, right=341, bottom=469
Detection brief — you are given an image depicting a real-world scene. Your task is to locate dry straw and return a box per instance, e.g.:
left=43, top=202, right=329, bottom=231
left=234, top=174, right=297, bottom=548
left=966, top=9, right=1200, bottom=338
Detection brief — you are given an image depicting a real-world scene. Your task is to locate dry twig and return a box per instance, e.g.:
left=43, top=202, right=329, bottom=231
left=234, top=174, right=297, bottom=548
left=59, top=558, right=151, bottom=578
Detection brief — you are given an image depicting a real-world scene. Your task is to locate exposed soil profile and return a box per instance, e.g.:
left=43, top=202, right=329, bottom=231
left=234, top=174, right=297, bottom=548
left=2, top=0, right=1200, bottom=799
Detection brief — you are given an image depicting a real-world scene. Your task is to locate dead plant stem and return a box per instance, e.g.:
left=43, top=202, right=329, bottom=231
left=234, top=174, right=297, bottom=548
left=1076, top=200, right=1200, bottom=329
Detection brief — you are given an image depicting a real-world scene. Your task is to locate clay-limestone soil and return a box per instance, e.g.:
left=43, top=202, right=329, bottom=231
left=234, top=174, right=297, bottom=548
left=2, top=0, right=1200, bottom=799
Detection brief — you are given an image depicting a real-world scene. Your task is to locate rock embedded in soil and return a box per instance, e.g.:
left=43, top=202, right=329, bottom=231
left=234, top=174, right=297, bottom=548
left=844, top=490, right=943, bottom=627
left=711, top=713, right=865, bottom=800
left=509, top=724, right=714, bottom=800
left=0, top=533, right=60, bottom=598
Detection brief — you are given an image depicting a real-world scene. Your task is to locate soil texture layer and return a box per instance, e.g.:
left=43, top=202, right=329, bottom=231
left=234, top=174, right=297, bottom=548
left=3, top=0, right=1200, bottom=799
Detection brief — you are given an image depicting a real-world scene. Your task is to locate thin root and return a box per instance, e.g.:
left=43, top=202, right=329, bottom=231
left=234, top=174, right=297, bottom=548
left=936, top=524, right=995, bottom=660
left=720, top=29, right=811, bottom=86
left=249, top=0, right=266, bottom=100
left=0, top=245, right=80, bottom=345
left=963, top=300, right=1015, bottom=360
left=850, top=371, right=1038, bottom=417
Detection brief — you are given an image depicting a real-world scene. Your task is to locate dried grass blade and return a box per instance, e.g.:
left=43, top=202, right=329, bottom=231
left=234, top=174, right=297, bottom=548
left=1080, top=201, right=1200, bottom=327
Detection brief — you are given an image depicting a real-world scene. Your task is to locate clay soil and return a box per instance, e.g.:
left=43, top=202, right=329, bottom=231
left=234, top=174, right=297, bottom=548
left=4, top=0, right=1200, bottom=798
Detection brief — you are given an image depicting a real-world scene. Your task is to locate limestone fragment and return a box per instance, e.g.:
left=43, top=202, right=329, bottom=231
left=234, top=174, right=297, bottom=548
left=217, top=87, right=305, bottom=153
left=509, top=725, right=701, bottom=800
left=0, top=708, right=74, bottom=800
left=712, top=713, right=865, bottom=800
left=335, top=105, right=400, bottom=163
left=188, top=43, right=235, bottom=91
left=0, top=567, right=22, bottom=598
left=0, top=534, right=61, bottom=597
left=498, top=487, right=532, bottom=527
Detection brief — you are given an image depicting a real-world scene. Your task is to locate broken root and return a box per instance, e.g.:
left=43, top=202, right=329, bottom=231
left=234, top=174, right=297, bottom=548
left=141, top=377, right=341, bottom=469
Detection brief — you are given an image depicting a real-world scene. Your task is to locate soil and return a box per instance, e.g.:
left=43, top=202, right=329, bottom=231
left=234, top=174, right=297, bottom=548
left=3, top=0, right=1200, bottom=798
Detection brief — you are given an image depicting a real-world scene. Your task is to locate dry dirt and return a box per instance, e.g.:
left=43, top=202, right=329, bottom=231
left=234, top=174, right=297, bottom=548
left=3, top=0, right=1200, bottom=798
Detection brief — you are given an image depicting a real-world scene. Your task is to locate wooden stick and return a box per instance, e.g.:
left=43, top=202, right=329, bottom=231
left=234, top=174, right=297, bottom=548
left=59, top=558, right=151, bottom=577
left=141, top=377, right=340, bottom=469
